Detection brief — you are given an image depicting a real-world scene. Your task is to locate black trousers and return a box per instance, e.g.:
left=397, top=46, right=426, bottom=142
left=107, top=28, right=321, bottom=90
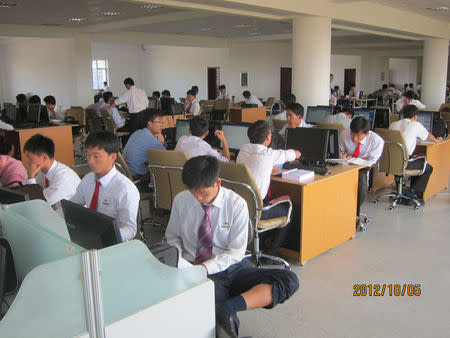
left=128, top=111, right=146, bottom=135
left=260, top=202, right=290, bottom=256
left=357, top=168, right=369, bottom=215
left=406, top=159, right=433, bottom=194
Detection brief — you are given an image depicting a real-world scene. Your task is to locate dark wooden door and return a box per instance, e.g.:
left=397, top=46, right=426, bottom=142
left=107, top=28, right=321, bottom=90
left=208, top=67, right=219, bottom=100
left=344, top=69, right=356, bottom=96
left=280, top=67, right=292, bottom=100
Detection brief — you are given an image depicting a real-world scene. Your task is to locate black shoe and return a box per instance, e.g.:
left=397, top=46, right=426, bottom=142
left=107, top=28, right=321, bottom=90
left=216, top=308, right=238, bottom=338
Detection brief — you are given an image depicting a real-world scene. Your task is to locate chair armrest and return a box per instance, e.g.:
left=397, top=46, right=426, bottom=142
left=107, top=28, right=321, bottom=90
left=259, top=198, right=293, bottom=229
left=267, top=195, right=291, bottom=206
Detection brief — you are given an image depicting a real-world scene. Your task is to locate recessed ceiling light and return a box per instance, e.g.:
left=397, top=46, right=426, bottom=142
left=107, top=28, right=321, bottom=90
left=200, top=28, right=212, bottom=31
left=426, top=6, right=448, bottom=11
left=233, top=24, right=251, bottom=28
left=248, top=32, right=261, bottom=36
left=140, top=3, right=162, bottom=9
left=101, top=11, right=121, bottom=16
left=68, top=17, right=87, bottom=23
left=0, top=2, right=16, bottom=7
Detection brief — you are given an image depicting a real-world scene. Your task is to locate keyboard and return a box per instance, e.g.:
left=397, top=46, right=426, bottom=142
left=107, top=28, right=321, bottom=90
left=283, top=162, right=331, bottom=176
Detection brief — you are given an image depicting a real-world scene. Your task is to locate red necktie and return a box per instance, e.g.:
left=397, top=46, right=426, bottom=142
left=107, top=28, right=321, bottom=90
left=45, top=178, right=49, bottom=188
left=352, top=142, right=361, bottom=158
left=194, top=205, right=213, bottom=265
left=89, top=180, right=102, bottom=211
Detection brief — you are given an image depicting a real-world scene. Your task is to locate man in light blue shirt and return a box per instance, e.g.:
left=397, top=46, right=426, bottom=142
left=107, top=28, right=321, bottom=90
left=123, top=109, right=165, bottom=190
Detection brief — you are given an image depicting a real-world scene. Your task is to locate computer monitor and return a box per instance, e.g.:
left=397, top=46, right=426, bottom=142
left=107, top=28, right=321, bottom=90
left=353, top=109, right=375, bottom=129
left=61, top=199, right=121, bottom=250
left=27, top=105, right=49, bottom=124
left=175, top=119, right=190, bottom=141
left=4, top=103, right=16, bottom=123
left=326, top=129, right=339, bottom=159
left=373, top=107, right=390, bottom=129
left=220, top=123, right=250, bottom=151
left=285, top=127, right=329, bottom=163
left=0, top=187, right=30, bottom=204
left=417, top=111, right=434, bottom=133
left=305, top=106, right=332, bottom=125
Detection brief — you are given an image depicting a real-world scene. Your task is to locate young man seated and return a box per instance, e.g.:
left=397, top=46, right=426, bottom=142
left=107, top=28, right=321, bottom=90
left=279, top=102, right=311, bottom=139
left=349, top=84, right=360, bottom=99
left=0, top=138, right=27, bottom=187
left=216, top=85, right=232, bottom=101
left=175, top=116, right=230, bottom=162
left=102, top=92, right=128, bottom=131
left=390, top=104, right=443, bottom=200
left=161, top=89, right=171, bottom=99
left=395, top=90, right=425, bottom=113
left=71, top=131, right=139, bottom=241
left=43, top=95, right=65, bottom=120
left=166, top=156, right=299, bottom=337
left=240, top=90, right=263, bottom=107
left=273, top=93, right=296, bottom=120
left=23, top=134, right=81, bottom=216
left=184, top=89, right=200, bottom=116
left=324, top=106, right=354, bottom=129
left=152, top=91, right=161, bottom=110
left=339, top=117, right=384, bottom=225
left=237, top=120, right=301, bottom=254
left=123, top=109, right=165, bottom=191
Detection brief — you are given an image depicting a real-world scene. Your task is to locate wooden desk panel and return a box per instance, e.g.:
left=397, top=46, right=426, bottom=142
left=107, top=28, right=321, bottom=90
left=416, top=138, right=450, bottom=200
left=371, top=166, right=394, bottom=193
left=229, top=107, right=266, bottom=123
left=271, top=165, right=359, bottom=264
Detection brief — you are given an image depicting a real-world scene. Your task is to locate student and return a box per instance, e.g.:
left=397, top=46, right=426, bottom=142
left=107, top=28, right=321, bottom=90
left=395, top=91, right=425, bottom=113
left=241, top=91, right=263, bottom=107
left=175, top=116, right=230, bottom=161
left=29, top=95, right=41, bottom=105
left=23, top=134, right=81, bottom=216
left=166, top=155, right=299, bottom=337
left=339, top=117, right=384, bottom=224
left=237, top=120, right=301, bottom=254
left=102, top=92, right=127, bottom=131
left=216, top=85, right=232, bottom=100
left=123, top=108, right=166, bottom=188
left=0, top=138, right=27, bottom=187
left=152, top=91, right=161, bottom=110
left=43, top=95, right=65, bottom=120
left=71, top=131, right=139, bottom=241
left=161, top=89, right=171, bottom=99
left=334, top=85, right=342, bottom=97
left=101, top=81, right=109, bottom=93
left=390, top=105, right=443, bottom=200
left=349, top=84, right=360, bottom=99
left=329, top=88, right=337, bottom=106
left=279, top=103, right=311, bottom=138
left=16, top=93, right=28, bottom=105
left=184, top=89, right=200, bottom=116
left=324, top=106, right=354, bottom=129
left=330, top=73, right=334, bottom=91
left=401, top=83, right=409, bottom=96
left=273, top=93, right=296, bottom=120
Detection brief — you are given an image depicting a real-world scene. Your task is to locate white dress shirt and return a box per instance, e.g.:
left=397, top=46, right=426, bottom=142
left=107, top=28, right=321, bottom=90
left=27, top=160, right=81, bottom=217
left=325, top=112, right=352, bottom=129
left=279, top=119, right=312, bottom=137
left=339, top=129, right=384, bottom=164
left=185, top=98, right=201, bottom=116
left=395, top=98, right=425, bottom=113
left=175, top=135, right=228, bottom=162
left=390, top=119, right=429, bottom=155
left=349, top=89, right=360, bottom=99
left=115, top=85, right=149, bottom=114
left=216, top=92, right=232, bottom=101
left=110, top=106, right=126, bottom=129
left=47, top=105, right=65, bottom=120
left=237, top=143, right=296, bottom=199
left=273, top=110, right=287, bottom=120
left=70, top=166, right=140, bottom=242
left=166, top=187, right=249, bottom=275
left=244, top=95, right=263, bottom=107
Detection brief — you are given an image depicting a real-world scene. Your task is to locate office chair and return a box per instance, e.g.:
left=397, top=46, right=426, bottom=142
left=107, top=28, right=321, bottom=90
left=65, top=107, right=86, bottom=162
left=373, top=128, right=427, bottom=210
left=316, top=122, right=347, bottom=136
left=220, top=162, right=292, bottom=270
left=211, top=99, right=230, bottom=121
left=100, top=108, right=130, bottom=148
left=85, top=108, right=103, bottom=133
left=272, top=119, right=287, bottom=133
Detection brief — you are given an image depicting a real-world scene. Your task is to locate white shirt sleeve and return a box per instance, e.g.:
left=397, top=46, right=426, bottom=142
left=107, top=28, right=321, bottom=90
left=395, top=99, right=404, bottom=112
left=190, top=102, right=201, bottom=116
left=116, top=183, right=140, bottom=241
left=207, top=147, right=229, bottom=162
left=414, top=100, right=426, bottom=110
left=115, top=90, right=130, bottom=105
left=416, top=123, right=430, bottom=141
left=272, top=149, right=297, bottom=166
left=367, top=134, right=385, bottom=163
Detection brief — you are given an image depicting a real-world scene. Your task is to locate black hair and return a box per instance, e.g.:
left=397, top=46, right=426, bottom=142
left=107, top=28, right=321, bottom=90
left=16, top=93, right=27, bottom=103
left=350, top=83, right=356, bottom=87
left=334, top=85, right=340, bottom=90
left=187, top=89, right=196, bottom=96
left=124, top=77, right=134, bottom=86
left=23, top=134, right=55, bottom=158
left=219, top=85, right=226, bottom=90
left=102, top=91, right=113, bottom=103
left=103, top=81, right=107, bottom=85
left=242, top=90, right=251, bottom=98
left=143, top=108, right=164, bottom=124
left=330, top=73, right=334, bottom=77
left=408, top=83, right=414, bottom=88
left=350, top=116, right=370, bottom=134
left=43, top=95, right=56, bottom=105
left=282, top=93, right=296, bottom=106
left=405, top=90, right=415, bottom=99
left=152, top=91, right=160, bottom=98
left=341, top=106, right=355, bottom=117
left=286, top=102, right=304, bottom=117
left=162, top=89, right=171, bottom=97
left=85, top=131, right=120, bottom=155
left=0, top=136, right=13, bottom=155
left=382, top=84, right=388, bottom=89
left=248, top=120, right=270, bottom=144
left=403, top=104, right=419, bottom=119
left=189, top=116, right=209, bottom=137
left=182, top=155, right=220, bottom=189
left=403, top=83, right=408, bottom=88
left=191, top=85, right=199, bottom=94
left=29, top=95, right=41, bottom=105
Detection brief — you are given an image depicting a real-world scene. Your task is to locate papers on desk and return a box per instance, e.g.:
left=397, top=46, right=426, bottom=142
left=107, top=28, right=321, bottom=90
left=282, top=169, right=315, bottom=183
left=327, top=158, right=374, bottom=167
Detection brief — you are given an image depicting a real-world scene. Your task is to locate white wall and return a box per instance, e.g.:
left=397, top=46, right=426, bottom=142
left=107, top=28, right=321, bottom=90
left=360, top=55, right=390, bottom=94
left=389, top=57, right=418, bottom=87
left=330, top=55, right=362, bottom=94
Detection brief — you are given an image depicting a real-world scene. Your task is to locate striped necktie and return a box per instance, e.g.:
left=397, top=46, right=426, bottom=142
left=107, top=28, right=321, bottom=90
left=194, top=204, right=213, bottom=265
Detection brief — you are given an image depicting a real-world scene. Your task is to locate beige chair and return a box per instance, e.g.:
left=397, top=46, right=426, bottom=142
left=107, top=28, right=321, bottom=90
left=85, top=108, right=103, bottom=132
left=100, top=108, right=130, bottom=147
left=212, top=99, right=230, bottom=121
left=272, top=119, right=287, bottom=133
left=316, top=122, right=347, bottom=136
left=374, top=128, right=427, bottom=210
left=65, top=107, right=86, bottom=161
left=219, top=162, right=292, bottom=269
left=264, top=97, right=275, bottom=108
left=390, top=113, right=400, bottom=123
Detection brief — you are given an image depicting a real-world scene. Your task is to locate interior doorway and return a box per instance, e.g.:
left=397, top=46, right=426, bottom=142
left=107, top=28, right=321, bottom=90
left=208, top=67, right=220, bottom=100
left=344, top=68, right=356, bottom=95
left=280, top=67, right=292, bottom=100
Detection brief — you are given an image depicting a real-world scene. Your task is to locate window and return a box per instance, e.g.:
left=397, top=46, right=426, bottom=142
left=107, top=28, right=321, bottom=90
left=92, top=59, right=109, bottom=89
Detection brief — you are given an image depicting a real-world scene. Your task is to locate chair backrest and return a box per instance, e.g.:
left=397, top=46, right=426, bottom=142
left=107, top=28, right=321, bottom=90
left=375, top=128, right=409, bottom=176
left=272, top=119, right=287, bottom=132
left=213, top=99, right=230, bottom=111
left=199, top=100, right=215, bottom=114
left=265, top=97, right=275, bottom=107
left=390, top=113, right=399, bottom=123
left=115, top=152, right=133, bottom=180
left=85, top=108, right=103, bottom=132
left=316, top=122, right=346, bottom=136
left=147, top=149, right=189, bottom=210
left=219, top=162, right=263, bottom=228
left=65, top=107, right=86, bottom=127
left=100, top=108, right=117, bottom=133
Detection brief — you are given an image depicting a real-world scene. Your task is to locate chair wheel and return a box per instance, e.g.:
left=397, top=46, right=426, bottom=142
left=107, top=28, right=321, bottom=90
left=414, top=205, right=421, bottom=211
left=388, top=206, right=394, bottom=211
left=373, top=199, right=378, bottom=204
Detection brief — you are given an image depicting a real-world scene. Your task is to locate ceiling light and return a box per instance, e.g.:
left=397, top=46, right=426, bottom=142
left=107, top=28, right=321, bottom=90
left=0, top=2, right=16, bottom=7
left=248, top=32, right=261, bottom=36
left=233, top=24, right=251, bottom=28
left=140, top=3, right=162, bottom=9
left=200, top=28, right=212, bottom=31
left=101, top=11, right=121, bottom=16
left=426, top=6, right=448, bottom=11
left=68, top=17, right=87, bottom=22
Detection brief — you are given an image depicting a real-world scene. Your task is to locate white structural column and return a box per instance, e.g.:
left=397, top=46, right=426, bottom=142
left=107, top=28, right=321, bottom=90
left=421, top=38, right=449, bottom=110
left=291, top=15, right=332, bottom=110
